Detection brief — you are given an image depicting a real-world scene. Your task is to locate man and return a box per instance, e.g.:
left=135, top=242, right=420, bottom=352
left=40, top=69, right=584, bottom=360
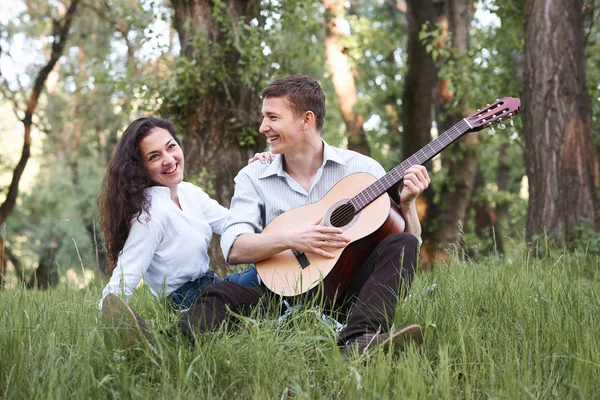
left=176, top=75, right=430, bottom=356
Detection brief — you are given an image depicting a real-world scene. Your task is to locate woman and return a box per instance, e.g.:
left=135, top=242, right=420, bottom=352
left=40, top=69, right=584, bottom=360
left=98, top=117, right=269, bottom=311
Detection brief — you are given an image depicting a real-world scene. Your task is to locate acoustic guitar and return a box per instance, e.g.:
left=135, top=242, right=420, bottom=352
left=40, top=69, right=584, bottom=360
left=256, top=97, right=521, bottom=298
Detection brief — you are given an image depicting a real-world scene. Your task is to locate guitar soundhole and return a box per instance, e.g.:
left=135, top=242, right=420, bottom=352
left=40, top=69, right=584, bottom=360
left=329, top=203, right=356, bottom=228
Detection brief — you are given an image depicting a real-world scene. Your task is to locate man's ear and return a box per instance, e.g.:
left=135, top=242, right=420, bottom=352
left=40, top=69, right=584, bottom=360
left=302, top=111, right=316, bottom=130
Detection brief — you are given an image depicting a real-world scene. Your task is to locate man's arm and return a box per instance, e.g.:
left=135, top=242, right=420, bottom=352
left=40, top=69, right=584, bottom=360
left=221, top=171, right=349, bottom=265
left=400, top=201, right=422, bottom=238
left=229, top=165, right=430, bottom=264
left=228, top=217, right=349, bottom=264
left=220, top=170, right=267, bottom=263
left=399, top=165, right=430, bottom=239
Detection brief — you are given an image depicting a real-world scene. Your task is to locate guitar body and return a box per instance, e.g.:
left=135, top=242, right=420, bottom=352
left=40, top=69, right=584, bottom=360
left=256, top=173, right=406, bottom=298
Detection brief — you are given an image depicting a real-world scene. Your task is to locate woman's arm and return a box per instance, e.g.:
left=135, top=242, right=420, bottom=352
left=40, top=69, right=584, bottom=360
left=99, top=217, right=162, bottom=308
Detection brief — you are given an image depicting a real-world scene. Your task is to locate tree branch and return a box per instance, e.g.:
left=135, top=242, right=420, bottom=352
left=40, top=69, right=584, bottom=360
left=0, top=0, right=81, bottom=224
left=81, top=0, right=138, bottom=74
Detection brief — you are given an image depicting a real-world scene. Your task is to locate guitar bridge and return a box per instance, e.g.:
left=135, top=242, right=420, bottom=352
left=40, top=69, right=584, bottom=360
left=291, top=249, right=310, bottom=269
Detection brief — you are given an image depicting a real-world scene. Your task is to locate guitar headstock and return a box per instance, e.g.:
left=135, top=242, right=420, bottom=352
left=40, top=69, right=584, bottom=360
left=466, top=97, right=521, bottom=132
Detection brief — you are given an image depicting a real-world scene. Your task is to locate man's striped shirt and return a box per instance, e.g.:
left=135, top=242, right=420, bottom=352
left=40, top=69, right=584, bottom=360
left=220, top=140, right=394, bottom=263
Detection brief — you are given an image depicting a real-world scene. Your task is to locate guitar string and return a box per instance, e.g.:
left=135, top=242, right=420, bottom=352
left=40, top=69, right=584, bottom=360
left=351, top=120, right=468, bottom=208
left=328, top=119, right=471, bottom=227
left=330, top=204, right=355, bottom=226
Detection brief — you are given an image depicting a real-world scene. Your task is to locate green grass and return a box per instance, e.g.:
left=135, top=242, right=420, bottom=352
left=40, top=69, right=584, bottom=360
left=1, top=245, right=599, bottom=399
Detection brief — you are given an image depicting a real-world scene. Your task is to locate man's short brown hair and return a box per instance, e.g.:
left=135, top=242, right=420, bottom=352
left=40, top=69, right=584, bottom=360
left=261, top=75, right=326, bottom=131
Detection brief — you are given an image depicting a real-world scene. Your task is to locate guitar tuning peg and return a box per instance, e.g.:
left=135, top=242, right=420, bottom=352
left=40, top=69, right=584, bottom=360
left=488, top=126, right=495, bottom=134
left=510, top=118, right=514, bottom=127
left=498, top=122, right=506, bottom=130
left=477, top=109, right=481, bottom=112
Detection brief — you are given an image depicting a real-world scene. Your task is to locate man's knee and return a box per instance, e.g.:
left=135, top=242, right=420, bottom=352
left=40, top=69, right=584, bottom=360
left=178, top=282, right=236, bottom=336
left=389, top=232, right=419, bottom=246
left=377, top=233, right=419, bottom=282
left=379, top=233, right=419, bottom=256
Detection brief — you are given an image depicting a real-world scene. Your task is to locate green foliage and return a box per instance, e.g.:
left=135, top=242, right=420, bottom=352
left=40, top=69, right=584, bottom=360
left=468, top=1, right=530, bottom=245
left=419, top=21, right=451, bottom=66
left=260, top=0, right=349, bottom=147
left=573, top=218, right=600, bottom=257
left=160, top=56, right=205, bottom=112
left=1, top=0, right=598, bottom=287
left=585, top=0, right=600, bottom=204
left=142, top=0, right=329, bottom=150
left=187, top=167, right=216, bottom=198
left=416, top=1, right=529, bottom=248
left=5, top=158, right=105, bottom=282
left=1, top=245, right=599, bottom=397
left=1, top=0, right=152, bottom=282
left=344, top=3, right=408, bottom=170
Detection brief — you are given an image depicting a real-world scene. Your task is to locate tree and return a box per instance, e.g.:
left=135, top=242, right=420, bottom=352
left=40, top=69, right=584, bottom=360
left=0, top=0, right=81, bottom=287
left=324, top=0, right=370, bottom=155
left=401, top=0, right=437, bottom=262
left=468, top=0, right=526, bottom=255
left=432, top=0, right=479, bottom=254
left=82, top=0, right=155, bottom=164
left=523, top=0, right=599, bottom=245
left=402, top=0, right=437, bottom=166
left=167, top=0, right=268, bottom=268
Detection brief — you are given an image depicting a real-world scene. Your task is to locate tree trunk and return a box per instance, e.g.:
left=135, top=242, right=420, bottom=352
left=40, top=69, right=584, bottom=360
left=3, top=243, right=26, bottom=285
left=28, top=238, right=59, bottom=289
left=324, top=0, right=370, bottom=155
left=432, top=0, right=478, bottom=253
left=402, top=0, right=438, bottom=263
left=472, top=168, right=504, bottom=255
left=170, top=0, right=266, bottom=270
left=523, top=0, right=598, bottom=244
left=402, top=0, right=437, bottom=162
left=0, top=226, right=5, bottom=288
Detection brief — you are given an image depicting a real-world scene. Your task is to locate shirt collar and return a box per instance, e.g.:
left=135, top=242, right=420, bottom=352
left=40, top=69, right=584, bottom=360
left=145, top=184, right=177, bottom=200
left=322, top=139, right=346, bottom=167
left=259, top=139, right=347, bottom=179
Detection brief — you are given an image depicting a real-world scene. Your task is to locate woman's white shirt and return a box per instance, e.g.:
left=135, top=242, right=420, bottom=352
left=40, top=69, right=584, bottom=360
left=100, top=182, right=228, bottom=306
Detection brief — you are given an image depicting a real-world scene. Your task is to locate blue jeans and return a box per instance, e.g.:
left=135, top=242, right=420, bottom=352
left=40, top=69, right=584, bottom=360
left=168, top=265, right=259, bottom=311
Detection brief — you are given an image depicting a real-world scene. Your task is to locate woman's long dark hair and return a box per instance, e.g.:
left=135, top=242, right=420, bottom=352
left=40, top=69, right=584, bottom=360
left=98, top=117, right=179, bottom=274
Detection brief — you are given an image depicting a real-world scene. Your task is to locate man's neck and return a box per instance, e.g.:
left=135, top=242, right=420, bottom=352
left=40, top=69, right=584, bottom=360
left=282, top=138, right=324, bottom=192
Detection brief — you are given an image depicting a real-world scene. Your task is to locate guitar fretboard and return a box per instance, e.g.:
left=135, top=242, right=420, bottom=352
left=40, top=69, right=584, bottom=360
left=349, top=118, right=471, bottom=212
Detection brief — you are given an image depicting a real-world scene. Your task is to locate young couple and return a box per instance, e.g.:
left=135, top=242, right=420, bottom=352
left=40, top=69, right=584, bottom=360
left=100, top=75, right=430, bottom=356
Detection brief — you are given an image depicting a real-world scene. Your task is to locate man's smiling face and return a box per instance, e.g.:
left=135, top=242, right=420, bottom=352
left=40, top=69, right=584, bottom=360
left=259, top=96, right=307, bottom=155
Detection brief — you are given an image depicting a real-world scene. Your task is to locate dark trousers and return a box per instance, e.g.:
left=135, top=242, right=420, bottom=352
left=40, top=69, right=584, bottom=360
left=168, top=266, right=260, bottom=312
left=178, top=233, right=419, bottom=343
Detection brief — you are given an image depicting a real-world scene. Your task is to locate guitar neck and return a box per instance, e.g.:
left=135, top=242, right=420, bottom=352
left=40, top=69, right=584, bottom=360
left=349, top=118, right=472, bottom=212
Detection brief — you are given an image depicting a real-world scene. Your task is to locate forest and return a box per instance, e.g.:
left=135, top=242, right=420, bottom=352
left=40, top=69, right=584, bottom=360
left=2, top=0, right=598, bottom=288
left=1, top=1, right=599, bottom=398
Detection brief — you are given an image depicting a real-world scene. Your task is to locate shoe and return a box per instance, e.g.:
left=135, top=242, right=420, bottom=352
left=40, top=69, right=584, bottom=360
left=101, top=293, right=153, bottom=349
left=343, top=324, right=423, bottom=358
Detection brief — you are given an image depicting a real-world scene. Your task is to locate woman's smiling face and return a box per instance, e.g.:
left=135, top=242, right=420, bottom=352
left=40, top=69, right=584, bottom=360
left=139, top=127, right=184, bottom=187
